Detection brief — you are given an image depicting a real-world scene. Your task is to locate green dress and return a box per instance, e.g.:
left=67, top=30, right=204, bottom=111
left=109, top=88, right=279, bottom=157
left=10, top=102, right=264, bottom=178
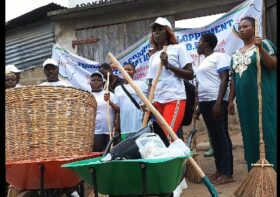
left=230, top=39, right=277, bottom=171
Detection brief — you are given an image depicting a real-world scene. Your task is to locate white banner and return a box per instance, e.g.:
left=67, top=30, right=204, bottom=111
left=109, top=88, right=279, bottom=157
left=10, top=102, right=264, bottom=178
left=116, top=0, right=263, bottom=80
left=52, top=0, right=262, bottom=89
left=52, top=43, right=100, bottom=91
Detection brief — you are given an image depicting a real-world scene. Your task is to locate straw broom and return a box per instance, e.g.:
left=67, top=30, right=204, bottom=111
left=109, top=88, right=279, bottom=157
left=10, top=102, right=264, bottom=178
left=185, top=117, right=202, bottom=183
left=185, top=64, right=202, bottom=183
left=234, top=19, right=277, bottom=197
left=142, top=46, right=167, bottom=127
left=108, top=52, right=219, bottom=197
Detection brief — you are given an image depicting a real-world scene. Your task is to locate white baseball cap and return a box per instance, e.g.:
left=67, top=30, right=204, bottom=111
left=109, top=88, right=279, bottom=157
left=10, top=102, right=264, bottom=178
left=90, top=71, right=106, bottom=82
left=43, top=58, right=59, bottom=68
left=150, top=17, right=172, bottom=29
left=6, top=64, right=22, bottom=73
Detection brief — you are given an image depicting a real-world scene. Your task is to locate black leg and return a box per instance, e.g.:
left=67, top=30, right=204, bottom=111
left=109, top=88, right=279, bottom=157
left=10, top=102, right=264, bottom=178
left=140, top=163, right=147, bottom=197
left=79, top=181, right=85, bottom=197
left=39, top=164, right=45, bottom=197
left=90, top=167, right=99, bottom=197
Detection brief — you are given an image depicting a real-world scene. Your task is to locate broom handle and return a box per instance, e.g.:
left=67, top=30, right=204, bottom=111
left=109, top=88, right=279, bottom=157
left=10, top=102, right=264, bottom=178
left=255, top=19, right=265, bottom=160
left=108, top=52, right=207, bottom=178
left=106, top=73, right=112, bottom=140
left=192, top=55, right=200, bottom=150
left=142, top=46, right=167, bottom=127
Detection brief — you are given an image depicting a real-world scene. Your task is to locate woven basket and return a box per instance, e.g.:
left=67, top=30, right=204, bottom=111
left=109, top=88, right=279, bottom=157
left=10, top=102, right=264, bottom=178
left=5, top=86, right=97, bottom=163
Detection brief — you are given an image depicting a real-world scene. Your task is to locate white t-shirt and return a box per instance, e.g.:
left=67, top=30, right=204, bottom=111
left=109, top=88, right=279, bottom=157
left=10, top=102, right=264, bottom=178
left=114, top=80, right=148, bottom=134
left=39, top=80, right=73, bottom=87
left=147, top=44, right=193, bottom=103
left=91, top=90, right=117, bottom=135
left=195, top=52, right=230, bottom=102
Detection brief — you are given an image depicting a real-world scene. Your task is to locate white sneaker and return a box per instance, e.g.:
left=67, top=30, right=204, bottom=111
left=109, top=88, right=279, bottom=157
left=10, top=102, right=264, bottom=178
left=71, top=191, right=79, bottom=197
left=173, top=185, right=183, bottom=197
left=180, top=178, right=188, bottom=190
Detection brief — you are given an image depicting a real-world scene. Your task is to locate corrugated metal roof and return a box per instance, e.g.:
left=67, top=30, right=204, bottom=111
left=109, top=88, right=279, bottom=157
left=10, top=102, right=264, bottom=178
left=48, top=0, right=137, bottom=17
left=6, top=3, right=66, bottom=30
left=6, top=3, right=66, bottom=71
left=6, top=23, right=55, bottom=71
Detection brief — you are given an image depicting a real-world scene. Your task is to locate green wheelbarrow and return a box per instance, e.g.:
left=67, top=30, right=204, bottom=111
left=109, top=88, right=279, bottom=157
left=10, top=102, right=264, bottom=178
left=62, top=156, right=188, bottom=196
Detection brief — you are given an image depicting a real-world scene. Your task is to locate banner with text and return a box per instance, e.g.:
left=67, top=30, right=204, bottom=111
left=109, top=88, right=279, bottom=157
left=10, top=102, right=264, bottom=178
left=115, top=0, right=263, bottom=80
left=52, top=43, right=100, bottom=91
left=51, top=0, right=262, bottom=90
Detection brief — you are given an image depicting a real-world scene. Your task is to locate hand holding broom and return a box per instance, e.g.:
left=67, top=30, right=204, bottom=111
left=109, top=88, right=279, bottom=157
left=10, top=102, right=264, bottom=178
left=234, top=18, right=276, bottom=197
left=142, top=46, right=167, bottom=127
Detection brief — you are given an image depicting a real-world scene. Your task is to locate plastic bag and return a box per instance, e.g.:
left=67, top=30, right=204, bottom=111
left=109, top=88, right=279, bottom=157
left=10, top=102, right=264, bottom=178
left=136, top=133, right=167, bottom=159
left=136, top=133, right=190, bottom=159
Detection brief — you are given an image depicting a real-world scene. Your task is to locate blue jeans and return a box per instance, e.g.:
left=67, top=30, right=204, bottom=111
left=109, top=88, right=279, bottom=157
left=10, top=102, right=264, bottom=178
left=199, top=100, right=233, bottom=176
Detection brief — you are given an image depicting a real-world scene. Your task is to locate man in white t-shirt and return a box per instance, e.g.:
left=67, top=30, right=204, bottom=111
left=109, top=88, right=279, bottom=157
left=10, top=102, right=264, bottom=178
left=39, top=58, right=72, bottom=87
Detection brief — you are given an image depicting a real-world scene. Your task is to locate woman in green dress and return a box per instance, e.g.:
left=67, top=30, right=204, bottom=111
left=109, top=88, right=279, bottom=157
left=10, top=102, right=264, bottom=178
left=228, top=16, right=277, bottom=171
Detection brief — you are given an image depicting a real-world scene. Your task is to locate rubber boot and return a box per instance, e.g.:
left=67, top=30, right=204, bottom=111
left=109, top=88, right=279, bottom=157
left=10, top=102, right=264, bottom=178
left=204, top=134, right=214, bottom=157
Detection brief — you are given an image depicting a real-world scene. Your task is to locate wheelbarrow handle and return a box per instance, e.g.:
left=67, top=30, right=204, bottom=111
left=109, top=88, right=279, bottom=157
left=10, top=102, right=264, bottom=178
left=108, top=52, right=218, bottom=197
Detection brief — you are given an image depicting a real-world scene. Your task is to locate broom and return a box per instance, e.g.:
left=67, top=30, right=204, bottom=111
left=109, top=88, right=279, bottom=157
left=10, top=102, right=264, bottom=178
left=234, top=19, right=277, bottom=197
left=105, top=72, right=113, bottom=140
left=185, top=71, right=202, bottom=183
left=142, top=45, right=167, bottom=127
left=108, top=52, right=219, bottom=197
left=185, top=111, right=202, bottom=183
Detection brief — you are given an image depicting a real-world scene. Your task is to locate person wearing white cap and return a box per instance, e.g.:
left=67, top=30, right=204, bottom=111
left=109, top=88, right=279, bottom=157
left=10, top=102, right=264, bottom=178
left=39, top=58, right=72, bottom=87
left=6, top=64, right=22, bottom=87
left=147, top=16, right=193, bottom=196
left=89, top=71, right=118, bottom=152
left=147, top=17, right=194, bottom=140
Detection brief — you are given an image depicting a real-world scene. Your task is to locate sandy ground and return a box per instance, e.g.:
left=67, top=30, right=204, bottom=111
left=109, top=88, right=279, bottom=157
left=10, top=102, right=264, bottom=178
left=181, top=125, right=247, bottom=197
left=83, top=116, right=249, bottom=197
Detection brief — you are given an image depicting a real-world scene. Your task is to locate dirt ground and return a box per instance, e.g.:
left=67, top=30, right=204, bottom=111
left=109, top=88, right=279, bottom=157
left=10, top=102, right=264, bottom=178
left=181, top=119, right=247, bottom=197
left=83, top=116, right=249, bottom=197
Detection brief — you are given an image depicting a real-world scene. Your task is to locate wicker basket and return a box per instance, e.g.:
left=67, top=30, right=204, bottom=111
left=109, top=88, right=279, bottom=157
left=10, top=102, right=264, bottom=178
left=5, top=86, right=97, bottom=163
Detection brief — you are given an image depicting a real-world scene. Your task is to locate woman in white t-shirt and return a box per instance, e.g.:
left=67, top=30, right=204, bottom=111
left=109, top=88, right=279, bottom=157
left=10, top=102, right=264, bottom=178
left=90, top=71, right=117, bottom=152
left=194, top=33, right=234, bottom=185
left=147, top=17, right=194, bottom=141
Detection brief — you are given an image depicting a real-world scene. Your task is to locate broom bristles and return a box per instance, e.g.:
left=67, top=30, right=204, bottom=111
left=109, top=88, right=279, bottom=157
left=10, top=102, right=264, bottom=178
left=234, top=159, right=277, bottom=197
left=185, top=151, right=202, bottom=183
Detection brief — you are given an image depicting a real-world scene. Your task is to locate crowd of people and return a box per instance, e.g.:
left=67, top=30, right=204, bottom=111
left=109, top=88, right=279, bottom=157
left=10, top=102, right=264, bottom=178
left=6, top=16, right=277, bottom=190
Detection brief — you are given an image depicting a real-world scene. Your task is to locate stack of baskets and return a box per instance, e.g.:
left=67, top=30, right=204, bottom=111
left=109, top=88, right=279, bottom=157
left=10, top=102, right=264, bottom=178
left=5, top=85, right=97, bottom=163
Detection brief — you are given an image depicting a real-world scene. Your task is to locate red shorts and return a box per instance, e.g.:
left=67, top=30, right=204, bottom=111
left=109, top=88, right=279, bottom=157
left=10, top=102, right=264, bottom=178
left=153, top=100, right=186, bottom=138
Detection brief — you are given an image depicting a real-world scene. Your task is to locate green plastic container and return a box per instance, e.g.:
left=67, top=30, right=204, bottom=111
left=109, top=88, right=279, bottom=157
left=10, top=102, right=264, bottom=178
left=62, top=156, right=187, bottom=195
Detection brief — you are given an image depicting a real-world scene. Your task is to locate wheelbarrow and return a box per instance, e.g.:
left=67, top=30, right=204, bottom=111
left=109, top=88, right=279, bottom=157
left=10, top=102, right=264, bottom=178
left=6, top=152, right=102, bottom=196
left=63, top=155, right=188, bottom=196
left=5, top=86, right=99, bottom=196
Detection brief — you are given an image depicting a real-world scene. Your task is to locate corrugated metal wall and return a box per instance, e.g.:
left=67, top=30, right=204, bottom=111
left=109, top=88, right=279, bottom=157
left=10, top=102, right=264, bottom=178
left=265, top=0, right=277, bottom=44
left=76, top=17, right=174, bottom=63
left=5, top=23, right=55, bottom=70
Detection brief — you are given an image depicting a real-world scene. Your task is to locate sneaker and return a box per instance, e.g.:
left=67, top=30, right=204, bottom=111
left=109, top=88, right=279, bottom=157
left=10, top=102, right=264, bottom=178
left=173, top=185, right=183, bottom=197
left=180, top=178, right=188, bottom=190
left=203, top=147, right=214, bottom=157
left=71, top=191, right=79, bottom=197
